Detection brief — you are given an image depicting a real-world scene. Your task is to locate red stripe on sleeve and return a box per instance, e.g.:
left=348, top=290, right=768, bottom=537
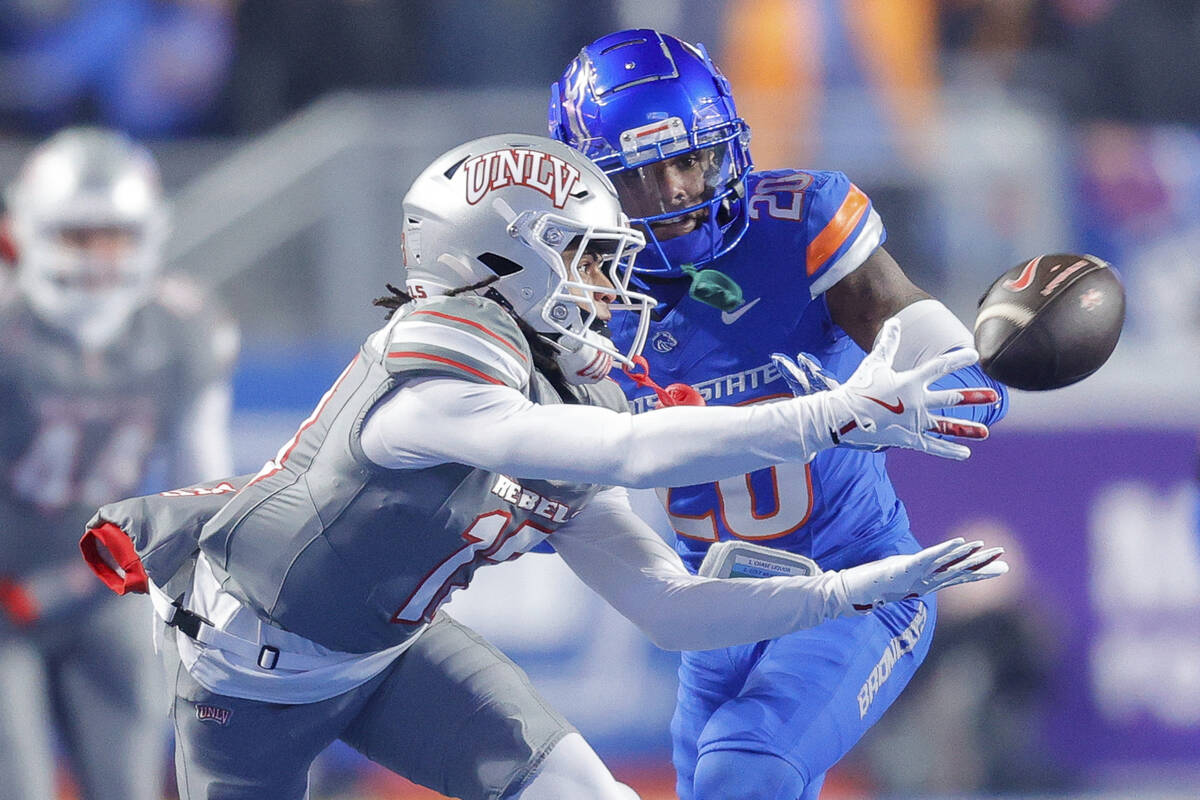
left=387, top=351, right=506, bottom=385
left=409, top=311, right=528, bottom=363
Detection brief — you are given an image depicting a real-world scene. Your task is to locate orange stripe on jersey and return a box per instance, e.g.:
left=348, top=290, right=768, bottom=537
left=806, top=184, right=869, bottom=276
left=386, top=351, right=505, bottom=385
left=410, top=310, right=528, bottom=362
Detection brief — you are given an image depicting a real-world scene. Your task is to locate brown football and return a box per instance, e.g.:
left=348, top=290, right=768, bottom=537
left=973, top=253, right=1125, bottom=391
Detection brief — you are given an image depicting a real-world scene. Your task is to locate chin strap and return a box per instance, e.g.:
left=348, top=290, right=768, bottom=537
left=622, top=355, right=705, bottom=407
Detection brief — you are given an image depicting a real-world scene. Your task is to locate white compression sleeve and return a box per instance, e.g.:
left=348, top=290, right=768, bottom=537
left=551, top=488, right=852, bottom=651
left=890, top=298, right=974, bottom=371
left=360, top=377, right=837, bottom=488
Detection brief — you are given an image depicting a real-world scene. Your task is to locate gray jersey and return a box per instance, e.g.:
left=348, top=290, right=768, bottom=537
left=199, top=294, right=626, bottom=654
left=0, top=276, right=237, bottom=579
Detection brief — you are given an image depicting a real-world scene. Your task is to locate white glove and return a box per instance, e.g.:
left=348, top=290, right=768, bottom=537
left=773, top=317, right=998, bottom=461
left=836, top=537, right=1008, bottom=613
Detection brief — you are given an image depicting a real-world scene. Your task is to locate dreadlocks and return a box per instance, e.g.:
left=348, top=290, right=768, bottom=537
left=371, top=283, right=412, bottom=318
left=372, top=275, right=502, bottom=320
left=371, top=276, right=581, bottom=402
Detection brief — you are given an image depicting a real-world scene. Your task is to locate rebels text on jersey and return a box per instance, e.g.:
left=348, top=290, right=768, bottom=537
left=609, top=169, right=908, bottom=571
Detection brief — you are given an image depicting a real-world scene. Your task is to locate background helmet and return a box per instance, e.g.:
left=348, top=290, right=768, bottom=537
left=6, top=126, right=169, bottom=349
left=549, top=29, right=753, bottom=278
left=400, top=133, right=653, bottom=379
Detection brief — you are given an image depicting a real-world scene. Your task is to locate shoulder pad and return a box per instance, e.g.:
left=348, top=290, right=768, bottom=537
left=746, top=167, right=816, bottom=190
left=384, top=295, right=532, bottom=390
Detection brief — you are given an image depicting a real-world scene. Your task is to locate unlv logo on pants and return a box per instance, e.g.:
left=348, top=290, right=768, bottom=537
left=463, top=148, right=582, bottom=208
left=196, top=704, right=232, bottom=725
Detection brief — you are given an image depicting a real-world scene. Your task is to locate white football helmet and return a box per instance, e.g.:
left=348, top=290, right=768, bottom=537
left=5, top=127, right=169, bottom=349
left=401, top=133, right=654, bottom=383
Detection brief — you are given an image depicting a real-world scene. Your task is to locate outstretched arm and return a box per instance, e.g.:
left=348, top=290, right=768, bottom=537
left=361, top=318, right=997, bottom=487
left=826, top=247, right=1008, bottom=426
left=551, top=488, right=1007, bottom=651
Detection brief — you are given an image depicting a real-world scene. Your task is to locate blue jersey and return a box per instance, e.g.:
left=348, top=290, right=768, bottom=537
left=609, top=169, right=1000, bottom=572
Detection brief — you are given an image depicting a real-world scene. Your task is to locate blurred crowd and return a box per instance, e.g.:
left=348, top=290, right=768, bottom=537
left=0, top=0, right=1197, bottom=139
left=7, top=0, right=1196, bottom=347
left=0, top=0, right=624, bottom=137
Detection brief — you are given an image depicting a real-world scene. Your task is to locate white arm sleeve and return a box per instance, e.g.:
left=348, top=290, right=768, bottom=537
left=890, top=298, right=973, bottom=371
left=551, top=487, right=851, bottom=651
left=360, top=377, right=836, bottom=488
left=169, top=381, right=235, bottom=485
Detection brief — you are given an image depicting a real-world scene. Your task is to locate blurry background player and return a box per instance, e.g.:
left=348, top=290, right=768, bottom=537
left=82, top=133, right=1006, bottom=800
left=0, top=127, right=237, bottom=800
left=550, top=29, right=1010, bottom=800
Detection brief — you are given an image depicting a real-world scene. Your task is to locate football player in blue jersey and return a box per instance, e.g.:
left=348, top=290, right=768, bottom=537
left=550, top=29, right=1011, bottom=800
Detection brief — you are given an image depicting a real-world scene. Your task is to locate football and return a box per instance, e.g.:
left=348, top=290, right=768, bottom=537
left=973, top=253, right=1125, bottom=391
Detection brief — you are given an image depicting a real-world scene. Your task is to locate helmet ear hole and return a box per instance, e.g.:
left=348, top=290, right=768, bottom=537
left=476, top=252, right=524, bottom=277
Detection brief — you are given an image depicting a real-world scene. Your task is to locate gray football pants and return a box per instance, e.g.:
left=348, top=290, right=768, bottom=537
left=0, top=594, right=165, bottom=800
left=168, top=612, right=573, bottom=800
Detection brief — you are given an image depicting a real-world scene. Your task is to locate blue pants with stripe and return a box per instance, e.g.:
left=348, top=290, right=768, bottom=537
left=671, top=536, right=937, bottom=799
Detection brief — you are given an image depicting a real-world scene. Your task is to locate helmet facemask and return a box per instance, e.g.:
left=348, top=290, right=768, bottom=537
left=502, top=205, right=653, bottom=383
left=604, top=124, right=750, bottom=276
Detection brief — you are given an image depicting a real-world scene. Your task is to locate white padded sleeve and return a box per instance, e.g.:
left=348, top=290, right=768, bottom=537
left=890, top=298, right=974, bottom=371
left=359, top=377, right=837, bottom=488
left=550, top=487, right=851, bottom=651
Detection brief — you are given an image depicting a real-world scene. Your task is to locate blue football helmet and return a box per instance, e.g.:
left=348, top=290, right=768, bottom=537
left=549, top=29, right=753, bottom=278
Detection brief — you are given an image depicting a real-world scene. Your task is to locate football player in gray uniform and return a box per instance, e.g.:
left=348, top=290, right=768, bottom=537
left=0, top=127, right=238, bottom=800
left=82, top=134, right=1004, bottom=800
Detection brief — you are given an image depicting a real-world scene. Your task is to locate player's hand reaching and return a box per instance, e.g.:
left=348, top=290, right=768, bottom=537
left=836, top=537, right=1008, bottom=613
left=772, top=349, right=882, bottom=454
left=772, top=317, right=998, bottom=461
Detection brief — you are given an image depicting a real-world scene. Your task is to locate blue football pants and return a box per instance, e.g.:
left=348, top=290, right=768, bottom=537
left=672, top=592, right=936, bottom=799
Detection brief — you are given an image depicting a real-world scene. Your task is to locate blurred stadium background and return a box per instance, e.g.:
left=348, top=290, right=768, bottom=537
left=2, top=1, right=1198, bottom=798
